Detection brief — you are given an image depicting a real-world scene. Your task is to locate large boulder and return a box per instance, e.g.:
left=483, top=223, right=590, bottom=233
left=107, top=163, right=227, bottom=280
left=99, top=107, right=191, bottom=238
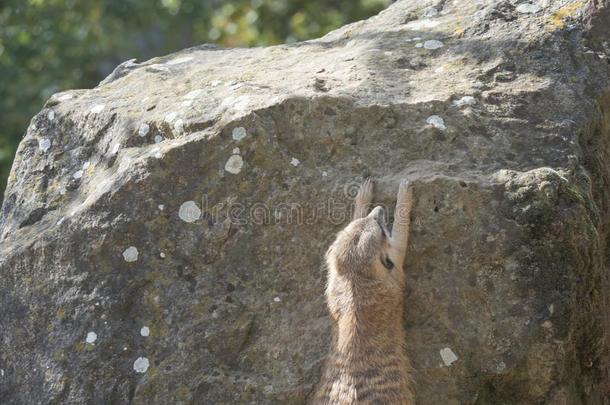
left=1, top=0, right=610, bottom=403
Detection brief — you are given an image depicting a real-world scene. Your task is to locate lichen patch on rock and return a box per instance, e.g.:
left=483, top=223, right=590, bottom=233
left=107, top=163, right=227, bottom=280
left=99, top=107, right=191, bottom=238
left=85, top=332, right=97, bottom=344
left=122, top=246, right=139, bottom=262
left=178, top=201, right=202, bottom=223
left=133, top=357, right=149, bottom=373
left=439, top=348, right=458, bottom=366
left=231, top=127, right=247, bottom=140
left=138, top=123, right=150, bottom=137
left=224, top=154, right=244, bottom=174
left=426, top=115, right=447, bottom=130
left=38, top=138, right=51, bottom=153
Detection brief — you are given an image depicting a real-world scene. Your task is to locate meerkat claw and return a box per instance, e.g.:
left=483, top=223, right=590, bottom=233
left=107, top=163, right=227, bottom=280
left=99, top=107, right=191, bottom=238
left=353, top=178, right=374, bottom=220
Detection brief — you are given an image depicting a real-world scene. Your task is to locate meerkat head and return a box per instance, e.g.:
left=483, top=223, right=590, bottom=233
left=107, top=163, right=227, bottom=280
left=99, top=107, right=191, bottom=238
left=325, top=206, right=405, bottom=320
left=326, top=206, right=396, bottom=277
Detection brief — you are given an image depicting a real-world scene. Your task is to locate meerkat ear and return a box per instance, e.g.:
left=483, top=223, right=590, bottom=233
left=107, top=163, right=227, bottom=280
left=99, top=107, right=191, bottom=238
left=353, top=178, right=374, bottom=220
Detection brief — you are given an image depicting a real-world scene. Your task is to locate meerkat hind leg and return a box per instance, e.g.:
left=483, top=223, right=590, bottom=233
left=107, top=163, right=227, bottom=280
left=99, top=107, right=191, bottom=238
left=353, top=178, right=374, bottom=220
left=391, top=180, right=415, bottom=264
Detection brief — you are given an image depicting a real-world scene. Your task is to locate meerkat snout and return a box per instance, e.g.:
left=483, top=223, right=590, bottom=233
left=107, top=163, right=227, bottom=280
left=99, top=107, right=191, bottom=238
left=369, top=205, right=390, bottom=235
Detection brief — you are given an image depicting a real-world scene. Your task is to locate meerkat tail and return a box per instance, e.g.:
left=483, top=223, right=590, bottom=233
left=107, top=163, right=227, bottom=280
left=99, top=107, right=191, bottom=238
left=353, top=178, right=374, bottom=220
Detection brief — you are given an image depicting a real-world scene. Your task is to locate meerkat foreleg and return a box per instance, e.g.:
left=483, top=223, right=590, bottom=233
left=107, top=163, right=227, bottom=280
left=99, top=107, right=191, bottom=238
left=353, top=178, right=374, bottom=220
left=391, top=179, right=415, bottom=266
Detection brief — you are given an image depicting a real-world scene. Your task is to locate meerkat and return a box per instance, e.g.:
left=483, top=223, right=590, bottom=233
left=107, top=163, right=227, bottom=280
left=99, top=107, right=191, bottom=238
left=314, top=179, right=415, bottom=404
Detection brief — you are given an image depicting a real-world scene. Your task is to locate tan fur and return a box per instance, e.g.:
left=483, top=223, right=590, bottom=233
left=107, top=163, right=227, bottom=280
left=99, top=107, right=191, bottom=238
left=315, top=179, right=415, bottom=404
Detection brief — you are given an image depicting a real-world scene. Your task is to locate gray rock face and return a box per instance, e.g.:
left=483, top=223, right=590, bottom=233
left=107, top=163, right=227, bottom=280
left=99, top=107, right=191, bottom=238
left=1, top=0, right=610, bottom=403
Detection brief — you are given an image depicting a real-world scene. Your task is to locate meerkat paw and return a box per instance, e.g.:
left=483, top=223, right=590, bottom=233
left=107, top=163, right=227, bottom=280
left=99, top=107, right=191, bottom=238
left=392, top=179, right=415, bottom=255
left=396, top=179, right=414, bottom=214
left=353, top=178, right=374, bottom=220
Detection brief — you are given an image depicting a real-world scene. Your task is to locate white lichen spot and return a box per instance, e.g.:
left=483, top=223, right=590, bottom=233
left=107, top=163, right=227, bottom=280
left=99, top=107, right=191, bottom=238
left=155, top=151, right=162, bottom=159
left=164, top=112, right=178, bottom=123
left=542, top=320, right=553, bottom=329
left=154, top=135, right=163, bottom=143
left=178, top=201, right=202, bottom=223
left=232, top=148, right=241, bottom=155
left=548, top=303, right=555, bottom=314
left=454, top=96, right=477, bottom=107
left=415, top=42, right=424, bottom=48
left=166, top=56, right=193, bottom=65
left=39, top=138, right=52, bottom=153
left=183, top=89, right=204, bottom=99
left=423, top=7, right=438, bottom=17
left=158, top=204, right=165, bottom=211
left=149, top=64, right=170, bottom=72
left=133, top=357, right=150, bottom=373
left=82, top=161, right=90, bottom=170
left=122, top=246, right=139, bottom=262
left=111, top=143, right=120, bottom=155
left=232, top=127, right=247, bottom=140
left=222, top=95, right=251, bottom=112
left=273, top=296, right=281, bottom=302
left=73, top=170, right=84, bottom=179
left=174, top=119, right=184, bottom=134
left=224, top=154, right=244, bottom=174
left=57, top=93, right=73, bottom=101
left=322, top=171, right=328, bottom=177
left=290, top=157, right=300, bottom=167
left=516, top=3, right=542, bottom=13
left=90, top=104, right=105, bottom=114
left=406, top=19, right=441, bottom=29
left=140, top=326, right=150, bottom=337
left=85, top=331, right=97, bottom=344
left=426, top=115, right=447, bottom=130
left=138, top=123, right=150, bottom=137
left=423, top=40, right=444, bottom=50
left=47, top=111, right=55, bottom=121
left=440, top=347, right=458, bottom=366
left=0, top=369, right=4, bottom=377
left=160, top=252, right=166, bottom=258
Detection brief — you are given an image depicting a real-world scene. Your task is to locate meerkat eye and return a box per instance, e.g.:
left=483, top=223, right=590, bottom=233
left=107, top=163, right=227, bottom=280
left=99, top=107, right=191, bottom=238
left=381, top=254, right=394, bottom=270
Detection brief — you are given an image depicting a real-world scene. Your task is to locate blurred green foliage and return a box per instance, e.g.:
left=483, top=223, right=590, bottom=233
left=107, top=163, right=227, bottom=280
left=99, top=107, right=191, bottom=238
left=0, top=0, right=388, bottom=198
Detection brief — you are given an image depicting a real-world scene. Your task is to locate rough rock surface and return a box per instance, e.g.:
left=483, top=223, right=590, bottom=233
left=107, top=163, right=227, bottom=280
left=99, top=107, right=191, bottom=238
left=1, top=0, right=610, bottom=403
